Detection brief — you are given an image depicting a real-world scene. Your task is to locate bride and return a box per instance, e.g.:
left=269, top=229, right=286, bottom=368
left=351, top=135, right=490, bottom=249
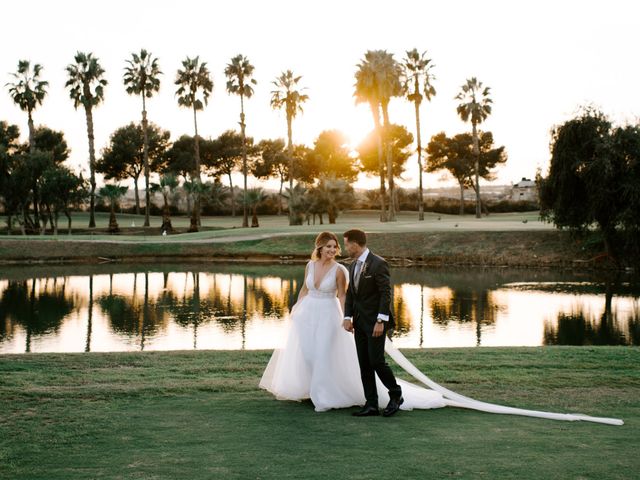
left=260, top=232, right=623, bottom=425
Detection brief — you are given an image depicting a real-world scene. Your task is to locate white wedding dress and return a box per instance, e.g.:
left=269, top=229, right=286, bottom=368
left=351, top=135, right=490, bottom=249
left=260, top=261, right=623, bottom=425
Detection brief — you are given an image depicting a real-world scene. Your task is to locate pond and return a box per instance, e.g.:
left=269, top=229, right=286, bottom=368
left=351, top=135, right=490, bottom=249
left=0, top=263, right=638, bottom=353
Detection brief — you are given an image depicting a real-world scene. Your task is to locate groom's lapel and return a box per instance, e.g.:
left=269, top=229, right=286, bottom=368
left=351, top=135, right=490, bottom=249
left=349, top=260, right=355, bottom=291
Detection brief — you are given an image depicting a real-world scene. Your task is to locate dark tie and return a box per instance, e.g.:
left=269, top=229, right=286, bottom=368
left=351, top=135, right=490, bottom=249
left=354, top=260, right=363, bottom=291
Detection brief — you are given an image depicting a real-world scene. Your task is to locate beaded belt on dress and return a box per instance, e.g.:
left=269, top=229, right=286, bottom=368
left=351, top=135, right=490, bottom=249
left=307, top=291, right=337, bottom=299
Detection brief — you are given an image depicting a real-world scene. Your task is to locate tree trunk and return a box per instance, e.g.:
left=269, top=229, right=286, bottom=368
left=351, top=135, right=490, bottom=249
left=134, top=176, right=140, bottom=215
left=53, top=211, right=59, bottom=236
left=192, top=106, right=201, bottom=230
left=142, top=97, right=151, bottom=227
left=7, top=215, right=12, bottom=235
left=108, top=202, right=119, bottom=233
left=184, top=174, right=192, bottom=214
left=65, top=209, right=72, bottom=235
left=472, top=121, right=481, bottom=219
left=84, top=103, right=97, bottom=228
left=251, top=206, right=259, bottom=228
left=161, top=196, right=173, bottom=233
left=459, top=182, right=465, bottom=216
left=228, top=173, right=236, bottom=217
left=39, top=206, right=47, bottom=235
left=370, top=102, right=387, bottom=222
left=382, top=104, right=396, bottom=221
left=28, top=112, right=41, bottom=231
left=287, top=113, right=296, bottom=226
left=240, top=96, right=249, bottom=228
left=328, top=207, right=336, bottom=224
left=278, top=176, right=284, bottom=215
left=413, top=94, right=425, bottom=221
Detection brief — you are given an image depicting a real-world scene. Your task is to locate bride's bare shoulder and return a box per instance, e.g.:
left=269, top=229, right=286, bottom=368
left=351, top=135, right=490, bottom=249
left=336, top=263, right=348, bottom=277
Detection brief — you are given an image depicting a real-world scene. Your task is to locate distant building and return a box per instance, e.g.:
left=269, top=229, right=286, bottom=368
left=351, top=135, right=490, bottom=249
left=510, top=178, right=538, bottom=202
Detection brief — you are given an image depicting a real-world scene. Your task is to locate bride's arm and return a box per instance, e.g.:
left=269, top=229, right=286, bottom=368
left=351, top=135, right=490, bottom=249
left=294, top=262, right=310, bottom=305
left=336, top=266, right=347, bottom=314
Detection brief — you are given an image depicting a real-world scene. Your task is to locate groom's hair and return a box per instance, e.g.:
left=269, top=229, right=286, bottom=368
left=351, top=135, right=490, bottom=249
left=343, top=229, right=367, bottom=246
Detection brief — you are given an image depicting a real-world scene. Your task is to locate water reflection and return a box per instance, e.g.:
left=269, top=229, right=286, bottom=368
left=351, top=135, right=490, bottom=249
left=0, top=264, right=638, bottom=353
left=0, top=278, right=77, bottom=352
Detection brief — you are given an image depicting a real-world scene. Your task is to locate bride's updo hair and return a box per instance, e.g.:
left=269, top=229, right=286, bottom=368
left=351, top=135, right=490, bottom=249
left=311, top=231, right=341, bottom=260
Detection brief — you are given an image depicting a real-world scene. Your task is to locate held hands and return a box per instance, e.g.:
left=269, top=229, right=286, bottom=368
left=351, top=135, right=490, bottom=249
left=342, top=320, right=354, bottom=333
left=372, top=321, right=384, bottom=338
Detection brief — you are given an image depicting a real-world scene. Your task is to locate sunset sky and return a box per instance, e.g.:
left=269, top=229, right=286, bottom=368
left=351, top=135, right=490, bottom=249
left=2, top=0, right=638, bottom=190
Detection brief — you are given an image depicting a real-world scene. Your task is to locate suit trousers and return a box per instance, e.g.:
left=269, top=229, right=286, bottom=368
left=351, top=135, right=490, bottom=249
left=354, top=322, right=402, bottom=406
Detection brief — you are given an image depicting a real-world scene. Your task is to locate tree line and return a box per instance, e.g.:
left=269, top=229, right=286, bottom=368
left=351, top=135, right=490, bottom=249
left=1, top=48, right=506, bottom=234
left=538, top=108, right=640, bottom=264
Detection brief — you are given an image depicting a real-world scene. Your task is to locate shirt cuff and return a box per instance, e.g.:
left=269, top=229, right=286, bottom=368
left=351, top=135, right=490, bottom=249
left=344, top=317, right=352, bottom=321
left=377, top=314, right=389, bottom=322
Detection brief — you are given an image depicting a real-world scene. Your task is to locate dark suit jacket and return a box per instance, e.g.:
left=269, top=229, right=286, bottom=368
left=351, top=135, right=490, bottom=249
left=344, top=252, right=395, bottom=332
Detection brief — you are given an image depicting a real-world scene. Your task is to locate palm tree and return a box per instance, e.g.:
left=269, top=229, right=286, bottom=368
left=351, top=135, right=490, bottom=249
left=225, top=54, right=257, bottom=228
left=374, top=50, right=403, bottom=221
left=6, top=60, right=48, bottom=153
left=455, top=77, right=493, bottom=218
left=175, top=56, right=213, bottom=232
left=245, top=187, right=267, bottom=227
left=157, top=173, right=178, bottom=233
left=123, top=49, right=162, bottom=227
left=99, top=184, right=128, bottom=233
left=402, top=49, right=436, bottom=221
left=182, top=180, right=210, bottom=231
left=354, top=51, right=387, bottom=222
left=270, top=70, right=308, bottom=225
left=65, top=52, right=108, bottom=228
left=6, top=60, right=49, bottom=229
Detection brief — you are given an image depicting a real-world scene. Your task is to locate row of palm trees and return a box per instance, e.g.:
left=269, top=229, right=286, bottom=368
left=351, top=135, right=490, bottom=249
left=6, top=48, right=493, bottom=231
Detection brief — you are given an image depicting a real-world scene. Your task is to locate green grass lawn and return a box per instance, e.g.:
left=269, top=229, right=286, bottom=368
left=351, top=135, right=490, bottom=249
left=1, top=347, right=638, bottom=479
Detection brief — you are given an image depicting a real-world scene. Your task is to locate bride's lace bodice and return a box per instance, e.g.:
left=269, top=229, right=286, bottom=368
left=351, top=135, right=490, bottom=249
left=305, top=261, right=346, bottom=298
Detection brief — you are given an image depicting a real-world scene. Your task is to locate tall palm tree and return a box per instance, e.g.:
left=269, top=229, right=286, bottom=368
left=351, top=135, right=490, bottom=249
left=354, top=51, right=387, bottom=222
left=270, top=70, right=308, bottom=225
left=6, top=60, right=48, bottom=152
left=6, top=60, right=48, bottom=229
left=402, top=49, right=436, bottom=221
left=225, top=54, right=257, bottom=228
left=123, top=49, right=162, bottom=227
left=65, top=52, right=108, bottom=228
left=374, top=50, right=403, bottom=221
left=175, top=56, right=213, bottom=232
left=455, top=77, right=493, bottom=218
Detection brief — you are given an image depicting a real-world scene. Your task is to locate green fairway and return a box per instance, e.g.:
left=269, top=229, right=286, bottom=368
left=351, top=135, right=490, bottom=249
left=1, top=210, right=618, bottom=269
left=1, top=347, right=637, bottom=479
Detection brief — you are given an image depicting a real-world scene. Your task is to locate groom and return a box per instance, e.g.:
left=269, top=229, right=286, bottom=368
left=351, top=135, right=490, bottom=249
left=342, top=229, right=403, bottom=417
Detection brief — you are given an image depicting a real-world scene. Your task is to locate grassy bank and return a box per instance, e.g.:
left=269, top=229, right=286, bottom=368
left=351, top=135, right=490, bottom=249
left=0, top=230, right=618, bottom=270
left=1, top=347, right=638, bottom=479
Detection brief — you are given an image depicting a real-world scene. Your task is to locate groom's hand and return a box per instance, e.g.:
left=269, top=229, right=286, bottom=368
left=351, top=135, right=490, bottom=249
left=343, top=320, right=353, bottom=333
left=372, top=322, right=384, bottom=337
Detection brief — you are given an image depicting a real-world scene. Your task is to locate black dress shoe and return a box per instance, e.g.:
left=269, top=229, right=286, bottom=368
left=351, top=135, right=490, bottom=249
left=382, top=396, right=404, bottom=417
left=352, top=405, right=380, bottom=417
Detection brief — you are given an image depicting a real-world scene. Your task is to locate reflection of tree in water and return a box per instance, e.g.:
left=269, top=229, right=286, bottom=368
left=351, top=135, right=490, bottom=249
left=393, top=292, right=412, bottom=335
left=429, top=288, right=503, bottom=346
left=543, top=285, right=640, bottom=346
left=98, top=272, right=168, bottom=350
left=154, top=271, right=298, bottom=349
left=0, top=278, right=75, bottom=352
left=629, top=308, right=640, bottom=345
